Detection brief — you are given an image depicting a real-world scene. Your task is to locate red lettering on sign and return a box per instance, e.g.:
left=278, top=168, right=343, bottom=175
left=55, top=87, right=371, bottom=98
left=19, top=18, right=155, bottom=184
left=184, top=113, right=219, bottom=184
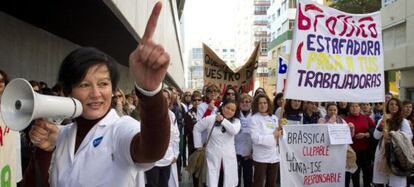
left=0, top=126, right=3, bottom=147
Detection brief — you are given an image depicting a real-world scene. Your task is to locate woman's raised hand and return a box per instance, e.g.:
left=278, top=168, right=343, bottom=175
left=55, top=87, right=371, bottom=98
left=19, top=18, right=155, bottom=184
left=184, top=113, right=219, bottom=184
left=129, top=1, right=170, bottom=91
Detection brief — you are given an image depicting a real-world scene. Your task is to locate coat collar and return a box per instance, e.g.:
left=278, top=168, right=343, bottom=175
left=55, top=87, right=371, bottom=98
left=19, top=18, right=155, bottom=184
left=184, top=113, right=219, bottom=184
left=69, top=109, right=120, bottom=160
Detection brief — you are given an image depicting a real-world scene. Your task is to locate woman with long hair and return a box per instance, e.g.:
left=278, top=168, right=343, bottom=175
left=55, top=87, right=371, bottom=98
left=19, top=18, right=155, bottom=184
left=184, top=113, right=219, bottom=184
left=112, top=88, right=131, bottom=116
left=250, top=93, right=279, bottom=187
left=345, top=103, right=376, bottom=187
left=272, top=93, right=284, bottom=115
left=373, top=98, right=413, bottom=187
left=193, top=99, right=241, bottom=186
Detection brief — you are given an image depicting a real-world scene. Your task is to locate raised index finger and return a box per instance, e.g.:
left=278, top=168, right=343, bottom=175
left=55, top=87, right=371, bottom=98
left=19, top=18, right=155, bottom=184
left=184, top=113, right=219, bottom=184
left=142, top=1, right=162, bottom=42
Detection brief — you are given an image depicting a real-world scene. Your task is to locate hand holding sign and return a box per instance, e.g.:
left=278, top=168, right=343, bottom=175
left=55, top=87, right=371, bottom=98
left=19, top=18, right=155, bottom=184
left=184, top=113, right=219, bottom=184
left=129, top=1, right=170, bottom=91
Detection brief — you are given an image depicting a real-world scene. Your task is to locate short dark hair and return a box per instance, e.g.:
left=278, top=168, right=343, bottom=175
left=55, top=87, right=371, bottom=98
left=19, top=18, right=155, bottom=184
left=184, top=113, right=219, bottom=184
left=222, top=86, right=239, bottom=103
left=58, top=47, right=119, bottom=96
left=0, top=69, right=9, bottom=85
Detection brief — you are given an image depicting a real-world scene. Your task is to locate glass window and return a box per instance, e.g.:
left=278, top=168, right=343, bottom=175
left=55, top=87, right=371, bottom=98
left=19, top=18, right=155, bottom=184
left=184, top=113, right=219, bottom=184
left=289, top=20, right=295, bottom=29
left=289, top=0, right=297, bottom=8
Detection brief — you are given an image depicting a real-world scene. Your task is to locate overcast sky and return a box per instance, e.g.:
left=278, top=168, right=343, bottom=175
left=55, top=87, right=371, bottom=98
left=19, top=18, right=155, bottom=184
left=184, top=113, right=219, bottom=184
left=182, top=0, right=237, bottom=50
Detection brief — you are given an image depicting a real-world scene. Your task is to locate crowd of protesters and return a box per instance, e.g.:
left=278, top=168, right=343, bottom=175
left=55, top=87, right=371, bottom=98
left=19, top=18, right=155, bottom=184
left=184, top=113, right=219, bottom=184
left=2, top=65, right=414, bottom=187
left=0, top=5, right=413, bottom=185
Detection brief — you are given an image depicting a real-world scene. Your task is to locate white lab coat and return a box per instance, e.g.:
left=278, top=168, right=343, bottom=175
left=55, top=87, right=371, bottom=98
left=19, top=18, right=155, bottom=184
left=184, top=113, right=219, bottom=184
left=136, top=110, right=180, bottom=187
left=196, top=102, right=218, bottom=144
left=155, top=110, right=180, bottom=167
left=235, top=112, right=252, bottom=157
left=193, top=114, right=240, bottom=187
left=49, top=109, right=154, bottom=187
left=197, top=102, right=218, bottom=121
left=373, top=118, right=413, bottom=187
left=249, top=113, right=280, bottom=163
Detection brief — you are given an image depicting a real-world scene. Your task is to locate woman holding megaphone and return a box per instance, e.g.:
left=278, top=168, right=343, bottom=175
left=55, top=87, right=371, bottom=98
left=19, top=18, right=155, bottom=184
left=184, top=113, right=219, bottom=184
left=22, top=2, right=171, bottom=187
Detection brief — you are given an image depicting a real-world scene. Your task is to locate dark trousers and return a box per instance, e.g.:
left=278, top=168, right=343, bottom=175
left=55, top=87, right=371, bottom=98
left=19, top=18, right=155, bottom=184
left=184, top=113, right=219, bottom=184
left=346, top=150, right=372, bottom=187
left=253, top=161, right=279, bottom=187
left=237, top=155, right=253, bottom=187
left=145, top=165, right=171, bottom=187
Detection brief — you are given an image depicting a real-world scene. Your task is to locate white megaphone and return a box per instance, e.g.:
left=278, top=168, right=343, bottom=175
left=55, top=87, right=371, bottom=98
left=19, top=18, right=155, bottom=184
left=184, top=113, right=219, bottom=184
left=0, top=78, right=83, bottom=131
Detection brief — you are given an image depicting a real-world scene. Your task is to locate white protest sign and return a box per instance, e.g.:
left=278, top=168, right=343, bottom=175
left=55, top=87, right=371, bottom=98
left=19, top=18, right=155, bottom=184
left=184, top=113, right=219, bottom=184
left=281, top=124, right=347, bottom=187
left=0, top=114, right=21, bottom=187
left=285, top=0, right=384, bottom=102
left=327, top=124, right=353, bottom=145
left=276, top=56, right=288, bottom=94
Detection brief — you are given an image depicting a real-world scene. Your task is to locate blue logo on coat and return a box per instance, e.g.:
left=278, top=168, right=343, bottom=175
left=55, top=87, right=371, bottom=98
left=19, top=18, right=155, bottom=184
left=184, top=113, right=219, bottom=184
left=93, top=136, right=104, bottom=147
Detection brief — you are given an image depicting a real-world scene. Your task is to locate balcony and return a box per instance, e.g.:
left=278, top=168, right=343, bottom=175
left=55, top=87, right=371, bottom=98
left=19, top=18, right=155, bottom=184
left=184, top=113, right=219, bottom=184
left=254, top=20, right=268, bottom=26
left=254, top=10, right=267, bottom=15
left=254, top=31, right=267, bottom=37
left=254, top=0, right=271, bottom=6
left=256, top=73, right=269, bottom=77
left=258, top=62, right=268, bottom=67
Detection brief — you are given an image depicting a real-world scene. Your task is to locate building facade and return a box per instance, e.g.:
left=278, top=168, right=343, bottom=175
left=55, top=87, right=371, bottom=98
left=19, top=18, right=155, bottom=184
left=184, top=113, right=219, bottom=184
left=253, top=0, right=272, bottom=96
left=187, top=45, right=236, bottom=92
left=267, top=0, right=330, bottom=96
left=381, top=0, right=414, bottom=100
left=0, top=0, right=185, bottom=92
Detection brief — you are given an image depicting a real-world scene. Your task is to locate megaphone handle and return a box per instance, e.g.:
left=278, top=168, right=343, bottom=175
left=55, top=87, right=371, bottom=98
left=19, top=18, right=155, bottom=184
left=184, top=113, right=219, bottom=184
left=70, top=98, right=79, bottom=118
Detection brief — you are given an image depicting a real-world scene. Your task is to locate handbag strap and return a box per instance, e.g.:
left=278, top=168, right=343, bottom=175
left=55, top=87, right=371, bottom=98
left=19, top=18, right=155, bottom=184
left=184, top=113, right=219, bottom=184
left=202, top=123, right=216, bottom=149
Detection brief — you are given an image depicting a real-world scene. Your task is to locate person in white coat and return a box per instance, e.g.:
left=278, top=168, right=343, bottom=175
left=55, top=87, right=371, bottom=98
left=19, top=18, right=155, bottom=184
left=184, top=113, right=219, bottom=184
left=250, top=93, right=280, bottom=187
left=373, top=98, right=413, bottom=187
left=193, top=99, right=241, bottom=187
left=144, top=89, right=180, bottom=187
left=196, top=84, right=221, bottom=146
left=235, top=93, right=253, bottom=187
left=25, top=2, right=171, bottom=186
left=197, top=84, right=220, bottom=121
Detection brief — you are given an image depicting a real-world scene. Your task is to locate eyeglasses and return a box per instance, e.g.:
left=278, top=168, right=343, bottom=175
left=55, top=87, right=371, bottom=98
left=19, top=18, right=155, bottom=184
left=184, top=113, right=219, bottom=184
left=241, top=100, right=251, bottom=104
left=206, top=89, right=218, bottom=93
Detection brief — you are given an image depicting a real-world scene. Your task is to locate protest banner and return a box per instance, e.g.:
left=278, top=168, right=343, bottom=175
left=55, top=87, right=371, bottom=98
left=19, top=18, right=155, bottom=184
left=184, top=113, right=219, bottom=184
left=203, top=43, right=259, bottom=94
left=284, top=0, right=384, bottom=102
left=0, top=115, right=20, bottom=187
left=280, top=124, right=347, bottom=187
left=276, top=56, right=288, bottom=94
